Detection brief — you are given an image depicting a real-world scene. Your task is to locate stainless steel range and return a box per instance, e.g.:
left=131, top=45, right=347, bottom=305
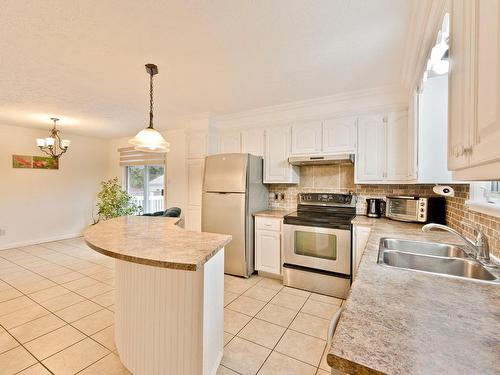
left=283, top=193, right=356, bottom=298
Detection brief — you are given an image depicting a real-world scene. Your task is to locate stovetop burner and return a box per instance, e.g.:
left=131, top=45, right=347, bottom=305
left=284, top=193, right=356, bottom=229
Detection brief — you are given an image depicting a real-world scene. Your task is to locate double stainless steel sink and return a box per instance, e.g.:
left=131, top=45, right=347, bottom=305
left=378, top=238, right=498, bottom=282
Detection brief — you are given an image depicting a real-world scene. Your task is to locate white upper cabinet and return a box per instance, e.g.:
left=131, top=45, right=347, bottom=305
left=219, top=132, right=241, bottom=153
left=322, top=117, right=357, bottom=153
left=468, top=0, right=500, bottom=169
left=291, top=121, right=322, bottom=155
left=448, top=0, right=474, bottom=171
left=356, top=112, right=413, bottom=183
left=386, top=111, right=410, bottom=181
left=356, top=115, right=387, bottom=182
left=264, top=126, right=299, bottom=184
left=186, top=133, right=207, bottom=159
left=241, top=129, right=265, bottom=156
left=449, top=0, right=500, bottom=179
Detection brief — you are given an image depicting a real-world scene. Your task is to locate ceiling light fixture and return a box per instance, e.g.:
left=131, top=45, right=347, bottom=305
left=129, top=64, right=170, bottom=153
left=36, top=118, right=71, bottom=159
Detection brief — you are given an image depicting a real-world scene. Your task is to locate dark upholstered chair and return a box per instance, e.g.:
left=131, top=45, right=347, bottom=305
left=142, top=207, right=181, bottom=218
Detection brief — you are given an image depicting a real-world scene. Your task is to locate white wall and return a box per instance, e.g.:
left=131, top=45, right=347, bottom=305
left=0, top=124, right=109, bottom=249
left=418, top=74, right=453, bottom=183
left=107, top=129, right=187, bottom=222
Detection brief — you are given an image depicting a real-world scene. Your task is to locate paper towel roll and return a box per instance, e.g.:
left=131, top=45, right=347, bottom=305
left=433, top=185, right=455, bottom=197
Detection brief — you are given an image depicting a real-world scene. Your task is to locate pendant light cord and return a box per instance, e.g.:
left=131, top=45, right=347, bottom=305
left=149, top=72, right=154, bottom=129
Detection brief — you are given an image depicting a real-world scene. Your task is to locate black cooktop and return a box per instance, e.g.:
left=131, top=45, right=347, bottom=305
left=283, top=193, right=356, bottom=230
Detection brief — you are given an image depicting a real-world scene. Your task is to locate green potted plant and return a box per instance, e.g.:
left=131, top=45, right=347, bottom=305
left=93, top=177, right=143, bottom=223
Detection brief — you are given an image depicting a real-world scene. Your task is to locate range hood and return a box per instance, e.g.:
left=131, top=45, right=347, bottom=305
left=288, top=153, right=355, bottom=166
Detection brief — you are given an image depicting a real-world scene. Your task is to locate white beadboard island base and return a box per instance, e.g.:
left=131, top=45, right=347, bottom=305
left=115, top=249, right=224, bottom=375
left=83, top=217, right=231, bottom=375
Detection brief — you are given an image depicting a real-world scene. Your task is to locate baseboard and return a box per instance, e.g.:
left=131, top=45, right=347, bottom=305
left=257, top=270, right=283, bottom=281
left=0, top=232, right=83, bottom=251
left=208, top=350, right=223, bottom=375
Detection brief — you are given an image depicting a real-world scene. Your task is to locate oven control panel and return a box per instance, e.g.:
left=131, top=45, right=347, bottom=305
left=299, top=193, right=354, bottom=206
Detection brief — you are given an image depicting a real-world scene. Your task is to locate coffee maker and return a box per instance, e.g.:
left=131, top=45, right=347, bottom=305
left=366, top=198, right=383, bottom=218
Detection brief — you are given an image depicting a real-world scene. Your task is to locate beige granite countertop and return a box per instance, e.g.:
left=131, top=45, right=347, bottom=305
left=84, top=216, right=232, bottom=271
left=253, top=209, right=292, bottom=218
left=328, top=218, right=500, bottom=375
left=351, top=215, right=381, bottom=226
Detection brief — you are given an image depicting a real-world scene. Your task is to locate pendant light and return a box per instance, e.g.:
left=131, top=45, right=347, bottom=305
left=129, top=64, right=170, bottom=153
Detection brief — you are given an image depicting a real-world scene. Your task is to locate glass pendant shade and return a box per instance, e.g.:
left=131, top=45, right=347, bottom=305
left=129, top=127, right=170, bottom=153
left=45, top=137, right=55, bottom=146
left=129, top=63, right=170, bottom=153
left=36, top=138, right=46, bottom=147
left=61, top=139, right=71, bottom=148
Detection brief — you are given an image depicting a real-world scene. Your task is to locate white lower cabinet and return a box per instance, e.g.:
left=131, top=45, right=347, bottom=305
left=255, top=217, right=282, bottom=276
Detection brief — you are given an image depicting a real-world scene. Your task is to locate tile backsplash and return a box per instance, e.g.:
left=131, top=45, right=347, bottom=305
left=266, top=164, right=438, bottom=213
left=446, top=185, right=499, bottom=259
left=266, top=165, right=499, bottom=258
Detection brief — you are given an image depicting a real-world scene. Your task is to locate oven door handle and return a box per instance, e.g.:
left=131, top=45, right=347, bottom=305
left=327, top=306, right=343, bottom=344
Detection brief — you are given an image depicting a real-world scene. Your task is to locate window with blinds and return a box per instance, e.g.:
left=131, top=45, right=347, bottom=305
left=118, top=147, right=166, bottom=166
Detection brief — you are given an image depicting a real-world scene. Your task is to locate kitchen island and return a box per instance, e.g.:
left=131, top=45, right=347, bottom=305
left=84, top=216, right=231, bottom=375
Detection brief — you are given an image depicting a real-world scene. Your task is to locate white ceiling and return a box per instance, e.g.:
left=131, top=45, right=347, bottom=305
left=0, top=0, right=417, bottom=138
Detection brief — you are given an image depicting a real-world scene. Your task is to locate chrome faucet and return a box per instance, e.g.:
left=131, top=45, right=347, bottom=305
left=422, top=223, right=490, bottom=262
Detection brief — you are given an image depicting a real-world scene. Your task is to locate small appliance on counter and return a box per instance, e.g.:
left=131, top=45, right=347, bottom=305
left=366, top=198, right=383, bottom=218
left=385, top=196, right=446, bottom=224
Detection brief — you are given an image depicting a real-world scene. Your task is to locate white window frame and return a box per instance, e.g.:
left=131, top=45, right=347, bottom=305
left=467, top=182, right=500, bottom=218
left=123, top=165, right=166, bottom=214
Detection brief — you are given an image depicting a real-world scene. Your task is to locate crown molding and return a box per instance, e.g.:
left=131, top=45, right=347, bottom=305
left=215, top=85, right=402, bottom=121
left=213, top=85, right=406, bottom=130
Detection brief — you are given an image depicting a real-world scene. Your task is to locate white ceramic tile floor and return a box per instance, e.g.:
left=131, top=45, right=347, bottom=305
left=0, top=237, right=344, bottom=374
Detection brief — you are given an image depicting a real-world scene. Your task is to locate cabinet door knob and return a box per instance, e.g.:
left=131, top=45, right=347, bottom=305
left=463, top=147, right=473, bottom=155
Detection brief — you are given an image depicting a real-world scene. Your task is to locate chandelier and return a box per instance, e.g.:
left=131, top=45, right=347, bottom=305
left=36, top=118, right=71, bottom=159
left=128, top=63, right=170, bottom=153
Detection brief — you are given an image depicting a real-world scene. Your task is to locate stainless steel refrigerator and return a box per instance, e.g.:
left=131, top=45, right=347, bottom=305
left=202, top=153, right=268, bottom=277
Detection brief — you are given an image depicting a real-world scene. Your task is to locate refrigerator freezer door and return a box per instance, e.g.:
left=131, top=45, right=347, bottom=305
left=203, top=154, right=248, bottom=193
left=202, top=192, right=248, bottom=276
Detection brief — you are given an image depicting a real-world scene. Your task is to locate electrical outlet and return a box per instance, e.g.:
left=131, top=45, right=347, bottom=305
left=279, top=193, right=285, bottom=200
